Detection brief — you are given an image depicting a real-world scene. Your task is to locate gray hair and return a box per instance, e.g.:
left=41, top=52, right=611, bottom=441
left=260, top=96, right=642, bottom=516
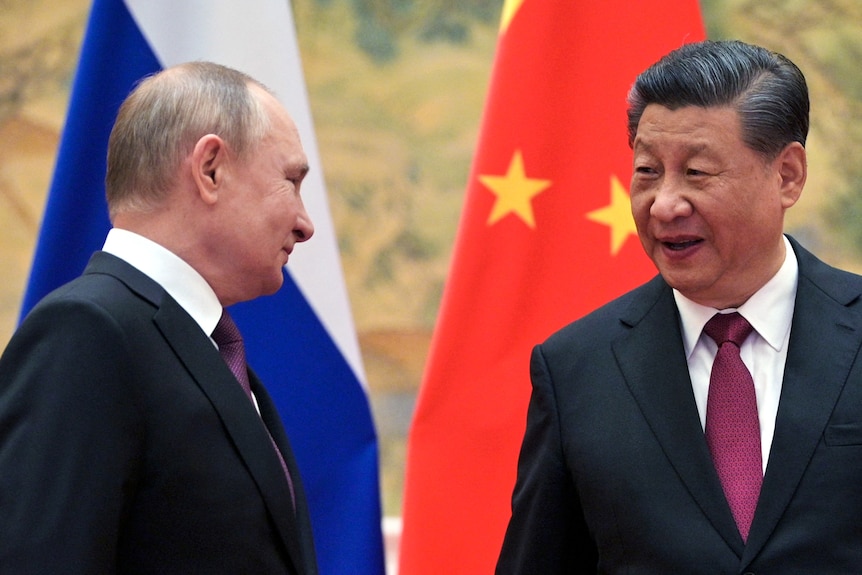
left=626, top=40, right=809, bottom=159
left=106, top=61, right=272, bottom=216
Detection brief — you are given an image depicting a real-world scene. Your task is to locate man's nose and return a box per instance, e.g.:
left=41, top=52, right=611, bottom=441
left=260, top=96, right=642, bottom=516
left=294, top=204, right=314, bottom=242
left=650, top=177, right=692, bottom=221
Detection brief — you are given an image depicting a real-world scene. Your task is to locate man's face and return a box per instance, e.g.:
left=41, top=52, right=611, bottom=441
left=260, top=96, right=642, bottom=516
left=217, top=88, right=314, bottom=303
left=630, top=104, right=799, bottom=309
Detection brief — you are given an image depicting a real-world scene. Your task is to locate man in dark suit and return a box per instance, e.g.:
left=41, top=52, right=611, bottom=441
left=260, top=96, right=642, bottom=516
left=0, top=62, right=318, bottom=573
left=497, top=40, right=862, bottom=573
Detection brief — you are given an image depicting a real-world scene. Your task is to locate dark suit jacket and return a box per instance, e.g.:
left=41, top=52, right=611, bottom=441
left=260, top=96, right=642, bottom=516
left=497, top=237, right=862, bottom=574
left=0, top=252, right=318, bottom=574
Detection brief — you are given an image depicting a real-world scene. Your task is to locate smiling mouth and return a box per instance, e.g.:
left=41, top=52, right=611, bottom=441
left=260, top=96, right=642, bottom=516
left=663, top=239, right=703, bottom=251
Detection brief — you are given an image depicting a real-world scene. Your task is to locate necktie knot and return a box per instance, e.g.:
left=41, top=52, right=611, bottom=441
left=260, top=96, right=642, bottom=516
left=704, top=312, right=753, bottom=348
left=211, top=309, right=251, bottom=397
left=212, top=309, right=243, bottom=348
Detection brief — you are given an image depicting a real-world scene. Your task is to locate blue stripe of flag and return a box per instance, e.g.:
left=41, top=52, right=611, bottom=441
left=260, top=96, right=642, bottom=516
left=19, top=1, right=384, bottom=573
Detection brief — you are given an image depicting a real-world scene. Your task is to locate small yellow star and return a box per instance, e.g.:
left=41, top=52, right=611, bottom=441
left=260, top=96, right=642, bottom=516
left=479, top=150, right=552, bottom=229
left=586, top=175, right=638, bottom=255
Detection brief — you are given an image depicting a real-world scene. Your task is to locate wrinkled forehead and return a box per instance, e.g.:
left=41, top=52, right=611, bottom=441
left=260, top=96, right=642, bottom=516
left=632, top=105, right=746, bottom=157
left=634, top=104, right=741, bottom=138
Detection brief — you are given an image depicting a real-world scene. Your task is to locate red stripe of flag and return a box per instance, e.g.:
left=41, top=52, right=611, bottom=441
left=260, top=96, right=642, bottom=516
left=399, top=1, right=705, bottom=573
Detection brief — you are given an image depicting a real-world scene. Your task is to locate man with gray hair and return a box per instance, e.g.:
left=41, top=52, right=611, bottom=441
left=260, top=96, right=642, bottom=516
left=0, top=62, right=318, bottom=574
left=497, top=40, right=862, bottom=573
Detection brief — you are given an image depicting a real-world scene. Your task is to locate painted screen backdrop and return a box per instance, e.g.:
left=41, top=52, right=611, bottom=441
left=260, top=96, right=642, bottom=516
left=18, top=1, right=385, bottom=574
left=399, top=0, right=705, bottom=573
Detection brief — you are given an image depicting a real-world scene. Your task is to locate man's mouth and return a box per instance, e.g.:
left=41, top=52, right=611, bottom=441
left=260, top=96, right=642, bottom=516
left=663, top=239, right=703, bottom=251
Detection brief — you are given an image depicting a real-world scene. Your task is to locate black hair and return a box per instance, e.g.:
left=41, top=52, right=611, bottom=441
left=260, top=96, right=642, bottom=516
left=627, top=40, right=809, bottom=158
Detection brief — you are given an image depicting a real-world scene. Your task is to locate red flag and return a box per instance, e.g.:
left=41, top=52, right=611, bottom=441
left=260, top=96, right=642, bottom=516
left=399, top=1, right=705, bottom=573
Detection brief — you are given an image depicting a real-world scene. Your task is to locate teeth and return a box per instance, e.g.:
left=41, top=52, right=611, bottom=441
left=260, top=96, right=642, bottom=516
left=666, top=240, right=698, bottom=250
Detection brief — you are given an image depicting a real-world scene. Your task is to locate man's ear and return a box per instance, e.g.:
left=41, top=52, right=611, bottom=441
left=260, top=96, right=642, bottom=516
left=190, top=134, right=227, bottom=205
left=777, top=141, right=806, bottom=209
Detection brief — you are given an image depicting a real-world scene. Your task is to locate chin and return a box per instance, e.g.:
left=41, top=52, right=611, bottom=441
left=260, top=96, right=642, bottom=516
left=657, top=270, right=697, bottom=294
left=267, top=275, right=285, bottom=295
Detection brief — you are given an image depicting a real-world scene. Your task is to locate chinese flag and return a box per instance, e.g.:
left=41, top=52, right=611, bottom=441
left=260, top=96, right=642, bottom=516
left=399, top=1, right=705, bottom=573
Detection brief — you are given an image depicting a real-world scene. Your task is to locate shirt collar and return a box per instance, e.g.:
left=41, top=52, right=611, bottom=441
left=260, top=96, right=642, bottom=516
left=102, top=228, right=223, bottom=335
left=674, top=235, right=799, bottom=359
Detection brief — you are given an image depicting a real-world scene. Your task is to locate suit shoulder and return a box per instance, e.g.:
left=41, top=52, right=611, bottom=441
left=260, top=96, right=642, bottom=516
left=540, top=275, right=666, bottom=352
left=790, top=236, right=862, bottom=305
left=25, top=254, right=165, bottom=323
left=28, top=274, right=137, bottom=319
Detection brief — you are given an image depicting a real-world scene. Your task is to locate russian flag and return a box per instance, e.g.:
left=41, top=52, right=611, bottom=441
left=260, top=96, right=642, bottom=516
left=19, top=1, right=385, bottom=574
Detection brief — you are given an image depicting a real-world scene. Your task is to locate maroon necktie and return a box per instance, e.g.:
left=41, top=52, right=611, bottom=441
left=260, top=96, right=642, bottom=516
left=703, top=312, right=762, bottom=542
left=212, top=309, right=296, bottom=508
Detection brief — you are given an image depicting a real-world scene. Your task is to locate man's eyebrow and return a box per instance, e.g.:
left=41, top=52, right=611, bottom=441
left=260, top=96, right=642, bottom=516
left=634, top=139, right=710, bottom=155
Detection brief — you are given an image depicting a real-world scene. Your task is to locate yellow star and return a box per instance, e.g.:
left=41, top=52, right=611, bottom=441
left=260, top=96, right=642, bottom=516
left=479, top=150, right=551, bottom=229
left=586, top=175, right=638, bottom=255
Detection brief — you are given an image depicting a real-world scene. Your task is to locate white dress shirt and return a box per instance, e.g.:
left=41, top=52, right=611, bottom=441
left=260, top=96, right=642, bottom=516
left=673, top=236, right=798, bottom=473
left=102, top=228, right=223, bottom=336
left=102, top=228, right=263, bottom=413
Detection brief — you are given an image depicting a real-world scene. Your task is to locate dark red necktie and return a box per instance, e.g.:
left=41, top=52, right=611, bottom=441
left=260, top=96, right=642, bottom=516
left=703, top=312, right=762, bottom=542
left=212, top=309, right=295, bottom=508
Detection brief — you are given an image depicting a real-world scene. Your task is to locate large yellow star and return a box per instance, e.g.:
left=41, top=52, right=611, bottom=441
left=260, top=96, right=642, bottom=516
left=586, top=175, right=638, bottom=255
left=479, top=150, right=552, bottom=229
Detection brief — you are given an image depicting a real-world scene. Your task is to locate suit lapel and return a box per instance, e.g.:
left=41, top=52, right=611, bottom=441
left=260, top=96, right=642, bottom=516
left=251, top=373, right=318, bottom=574
left=613, top=279, right=745, bottom=553
left=86, top=253, right=306, bottom=572
left=612, top=241, right=862, bottom=563
left=152, top=298, right=304, bottom=571
left=742, top=241, right=862, bottom=562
